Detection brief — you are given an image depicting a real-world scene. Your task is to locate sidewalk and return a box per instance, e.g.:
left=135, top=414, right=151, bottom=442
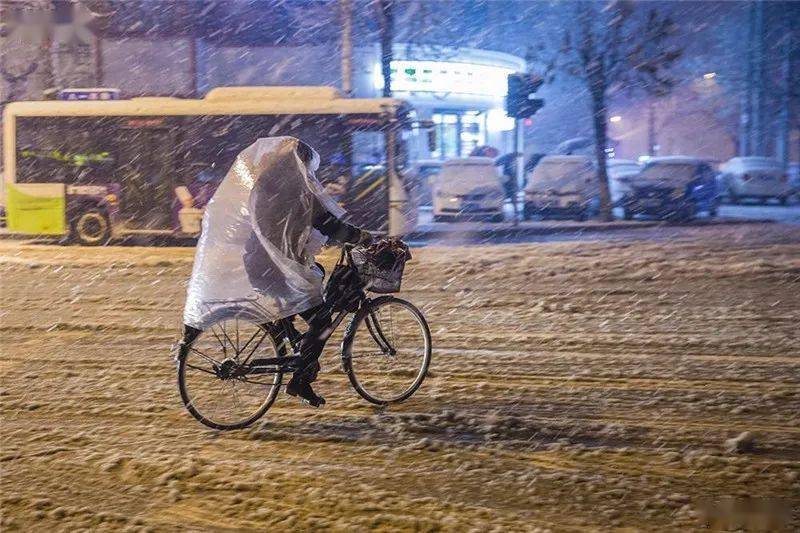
left=0, top=217, right=774, bottom=244
left=407, top=217, right=773, bottom=241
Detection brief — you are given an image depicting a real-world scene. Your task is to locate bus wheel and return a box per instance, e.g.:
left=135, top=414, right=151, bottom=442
left=72, top=209, right=111, bottom=246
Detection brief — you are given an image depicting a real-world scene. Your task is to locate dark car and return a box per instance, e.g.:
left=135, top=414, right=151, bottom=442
left=622, top=156, right=719, bottom=221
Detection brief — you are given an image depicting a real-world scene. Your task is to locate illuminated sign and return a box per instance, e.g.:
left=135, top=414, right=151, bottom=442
left=377, top=61, right=514, bottom=98
left=58, top=88, right=120, bottom=101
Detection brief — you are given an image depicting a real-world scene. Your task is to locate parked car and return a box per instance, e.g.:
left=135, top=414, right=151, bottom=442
left=432, top=157, right=505, bottom=222
left=787, top=162, right=799, bottom=204
left=621, top=156, right=718, bottom=221
left=607, top=159, right=641, bottom=206
left=523, top=155, right=598, bottom=221
left=717, top=157, right=792, bottom=205
left=410, top=159, right=443, bottom=207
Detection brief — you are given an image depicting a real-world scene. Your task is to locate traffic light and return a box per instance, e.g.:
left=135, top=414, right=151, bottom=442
left=506, top=73, right=545, bottom=119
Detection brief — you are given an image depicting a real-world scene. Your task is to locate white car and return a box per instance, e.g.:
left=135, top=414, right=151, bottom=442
left=410, top=159, right=443, bottom=207
left=523, top=155, right=598, bottom=220
left=607, top=159, right=641, bottom=206
left=718, top=157, right=792, bottom=204
left=432, top=157, right=505, bottom=222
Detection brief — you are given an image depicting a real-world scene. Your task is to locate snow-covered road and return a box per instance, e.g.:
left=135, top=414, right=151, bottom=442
left=1, top=224, right=798, bottom=530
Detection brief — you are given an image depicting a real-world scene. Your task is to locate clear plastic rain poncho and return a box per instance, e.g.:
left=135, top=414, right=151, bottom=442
left=183, top=136, right=346, bottom=330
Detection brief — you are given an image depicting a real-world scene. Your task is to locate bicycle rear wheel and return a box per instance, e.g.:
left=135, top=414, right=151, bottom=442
left=343, top=296, right=432, bottom=405
left=177, top=317, right=286, bottom=430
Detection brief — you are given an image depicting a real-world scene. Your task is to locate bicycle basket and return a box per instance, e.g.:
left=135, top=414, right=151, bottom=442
left=350, top=240, right=411, bottom=294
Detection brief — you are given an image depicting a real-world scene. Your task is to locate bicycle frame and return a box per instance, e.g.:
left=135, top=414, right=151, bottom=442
left=240, top=244, right=396, bottom=375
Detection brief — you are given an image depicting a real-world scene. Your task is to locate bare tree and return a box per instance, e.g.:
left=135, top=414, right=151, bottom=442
left=532, top=1, right=681, bottom=220
left=373, top=0, right=394, bottom=98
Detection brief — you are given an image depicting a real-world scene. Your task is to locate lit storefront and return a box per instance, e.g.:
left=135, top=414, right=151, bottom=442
left=362, top=47, right=525, bottom=160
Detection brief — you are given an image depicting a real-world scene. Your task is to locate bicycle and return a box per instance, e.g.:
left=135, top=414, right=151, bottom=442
left=174, top=240, right=432, bottom=430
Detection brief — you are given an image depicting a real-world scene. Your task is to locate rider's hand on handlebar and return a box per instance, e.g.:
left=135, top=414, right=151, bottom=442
left=357, top=230, right=374, bottom=246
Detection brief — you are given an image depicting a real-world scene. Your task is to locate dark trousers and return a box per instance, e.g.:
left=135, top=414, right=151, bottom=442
left=293, top=302, right=333, bottom=382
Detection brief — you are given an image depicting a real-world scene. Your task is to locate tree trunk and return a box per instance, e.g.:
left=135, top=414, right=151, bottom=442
left=751, top=0, right=766, bottom=156
left=647, top=99, right=657, bottom=156
left=740, top=0, right=756, bottom=156
left=375, top=0, right=393, bottom=98
left=776, top=22, right=791, bottom=169
left=340, top=0, right=353, bottom=96
left=591, top=86, right=613, bottom=221
left=376, top=0, right=401, bottom=235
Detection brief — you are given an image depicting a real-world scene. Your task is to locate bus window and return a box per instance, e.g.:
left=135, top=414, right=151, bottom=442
left=175, top=116, right=234, bottom=187
left=115, top=124, right=177, bottom=229
left=16, top=117, right=116, bottom=184
left=177, top=113, right=347, bottom=188
left=344, top=129, right=388, bottom=231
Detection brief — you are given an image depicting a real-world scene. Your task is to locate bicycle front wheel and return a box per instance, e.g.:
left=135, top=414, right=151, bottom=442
left=177, top=317, right=285, bottom=430
left=343, top=296, right=432, bottom=405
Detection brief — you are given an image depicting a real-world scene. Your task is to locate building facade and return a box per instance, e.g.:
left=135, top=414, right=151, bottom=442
left=100, top=40, right=526, bottom=161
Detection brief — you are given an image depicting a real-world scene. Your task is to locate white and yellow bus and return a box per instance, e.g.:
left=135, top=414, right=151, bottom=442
left=2, top=87, right=414, bottom=244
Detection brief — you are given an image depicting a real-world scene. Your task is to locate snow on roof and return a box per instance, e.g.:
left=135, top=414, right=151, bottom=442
left=645, top=156, right=705, bottom=165
left=442, top=157, right=495, bottom=166
left=4, top=87, right=407, bottom=118
left=540, top=155, right=593, bottom=163
left=725, top=156, right=781, bottom=168
left=607, top=159, right=639, bottom=166
left=204, top=86, right=342, bottom=101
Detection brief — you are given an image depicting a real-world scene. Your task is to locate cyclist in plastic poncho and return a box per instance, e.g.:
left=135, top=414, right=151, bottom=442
left=182, top=136, right=372, bottom=407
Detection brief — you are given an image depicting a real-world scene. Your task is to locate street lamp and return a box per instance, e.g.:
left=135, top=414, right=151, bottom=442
left=703, top=72, right=716, bottom=80
left=609, top=115, right=622, bottom=123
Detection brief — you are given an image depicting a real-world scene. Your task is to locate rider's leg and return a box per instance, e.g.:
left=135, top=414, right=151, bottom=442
left=297, top=302, right=333, bottom=378
left=286, top=302, right=332, bottom=406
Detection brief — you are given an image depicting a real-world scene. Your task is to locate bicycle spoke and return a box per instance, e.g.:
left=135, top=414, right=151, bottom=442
left=219, top=321, right=238, bottom=356
left=241, top=330, right=270, bottom=365
left=238, top=328, right=262, bottom=355
left=350, top=351, right=394, bottom=359
left=209, top=323, right=227, bottom=354
left=189, top=347, right=222, bottom=366
left=180, top=317, right=284, bottom=428
left=185, top=362, right=219, bottom=376
left=229, top=381, right=242, bottom=410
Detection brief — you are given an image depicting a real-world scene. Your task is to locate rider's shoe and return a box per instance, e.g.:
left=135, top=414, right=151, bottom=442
left=286, top=376, right=326, bottom=407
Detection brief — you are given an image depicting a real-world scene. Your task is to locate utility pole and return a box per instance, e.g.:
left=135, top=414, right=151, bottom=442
left=740, top=0, right=755, bottom=156
left=512, top=119, right=522, bottom=225
left=340, top=0, right=353, bottom=96
left=376, top=0, right=393, bottom=98
left=647, top=100, right=657, bottom=156
left=750, top=0, right=765, bottom=156
left=186, top=2, right=198, bottom=97
left=375, top=0, right=405, bottom=236
left=776, top=24, right=792, bottom=170
left=506, top=73, right=544, bottom=224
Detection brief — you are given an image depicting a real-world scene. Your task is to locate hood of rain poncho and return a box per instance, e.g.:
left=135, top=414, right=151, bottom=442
left=183, top=136, right=345, bottom=329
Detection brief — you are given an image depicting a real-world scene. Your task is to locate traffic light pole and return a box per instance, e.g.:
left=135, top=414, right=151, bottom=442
left=506, top=72, right=543, bottom=225
left=512, top=118, right=522, bottom=226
